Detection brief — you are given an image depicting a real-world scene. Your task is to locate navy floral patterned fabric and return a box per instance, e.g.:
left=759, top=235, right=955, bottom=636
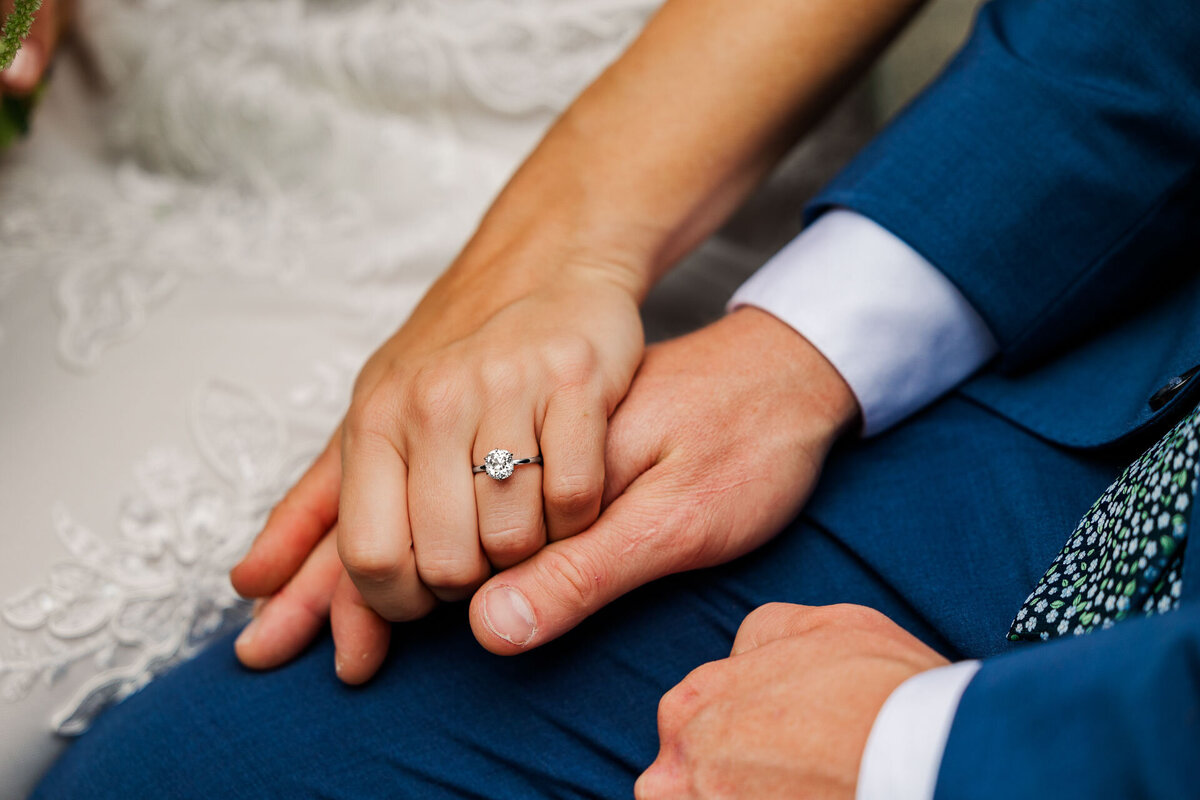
left=1010, top=404, right=1196, bottom=642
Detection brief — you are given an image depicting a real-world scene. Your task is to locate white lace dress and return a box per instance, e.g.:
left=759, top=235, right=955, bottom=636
left=0, top=1, right=870, bottom=795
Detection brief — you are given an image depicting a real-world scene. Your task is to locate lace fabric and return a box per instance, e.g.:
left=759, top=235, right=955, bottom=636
left=0, top=1, right=658, bottom=793
left=1, top=369, right=355, bottom=733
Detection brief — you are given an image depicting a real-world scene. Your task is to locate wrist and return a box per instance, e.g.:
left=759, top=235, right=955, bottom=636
left=724, top=306, right=861, bottom=440
left=440, top=203, right=656, bottom=307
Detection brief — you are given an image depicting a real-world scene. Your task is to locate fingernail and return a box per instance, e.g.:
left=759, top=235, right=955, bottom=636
left=482, top=585, right=536, bottom=646
left=235, top=617, right=260, bottom=650
left=2, top=47, right=41, bottom=89
left=334, top=650, right=345, bottom=678
left=251, top=598, right=267, bottom=617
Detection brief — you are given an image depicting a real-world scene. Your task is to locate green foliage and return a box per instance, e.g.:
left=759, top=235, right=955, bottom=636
left=0, top=0, right=45, bottom=151
left=0, top=92, right=35, bottom=149
left=1, top=0, right=44, bottom=70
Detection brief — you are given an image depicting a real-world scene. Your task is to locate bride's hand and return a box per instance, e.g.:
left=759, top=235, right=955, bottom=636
left=231, top=247, right=644, bottom=678
left=1, top=0, right=67, bottom=96
left=339, top=270, right=642, bottom=612
left=230, top=0, right=924, bottom=680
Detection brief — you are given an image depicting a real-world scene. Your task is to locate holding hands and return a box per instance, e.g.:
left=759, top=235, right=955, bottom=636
left=233, top=306, right=860, bottom=674
left=231, top=244, right=646, bottom=681
left=228, top=0, right=916, bottom=694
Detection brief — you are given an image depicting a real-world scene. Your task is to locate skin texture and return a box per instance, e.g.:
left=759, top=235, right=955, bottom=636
left=635, top=603, right=950, bottom=800
left=235, top=307, right=860, bottom=674
left=0, top=0, right=64, bottom=96
left=232, top=0, right=927, bottom=682
left=11, top=0, right=941, bottom=788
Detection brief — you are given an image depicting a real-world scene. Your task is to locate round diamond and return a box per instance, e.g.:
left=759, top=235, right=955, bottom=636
left=484, top=449, right=515, bottom=480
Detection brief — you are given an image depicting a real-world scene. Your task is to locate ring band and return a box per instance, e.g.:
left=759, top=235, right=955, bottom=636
left=473, top=449, right=542, bottom=481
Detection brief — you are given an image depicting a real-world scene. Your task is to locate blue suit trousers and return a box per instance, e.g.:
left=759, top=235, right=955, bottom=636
left=32, top=395, right=1130, bottom=799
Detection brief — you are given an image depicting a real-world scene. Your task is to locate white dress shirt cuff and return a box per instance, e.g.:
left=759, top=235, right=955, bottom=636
left=856, top=660, right=982, bottom=800
left=727, top=210, right=998, bottom=435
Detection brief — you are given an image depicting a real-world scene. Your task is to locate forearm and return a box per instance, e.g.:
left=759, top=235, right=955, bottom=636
left=438, top=0, right=925, bottom=306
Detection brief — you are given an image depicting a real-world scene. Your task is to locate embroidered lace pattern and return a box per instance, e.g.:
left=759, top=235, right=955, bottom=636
left=0, top=0, right=656, bottom=369
left=0, top=0, right=657, bottom=735
left=0, top=359, right=365, bottom=734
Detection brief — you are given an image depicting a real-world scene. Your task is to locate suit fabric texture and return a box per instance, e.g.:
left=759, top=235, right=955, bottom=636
left=811, top=0, right=1200, bottom=795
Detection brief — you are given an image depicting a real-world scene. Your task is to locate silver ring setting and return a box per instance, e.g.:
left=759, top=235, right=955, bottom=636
left=473, top=449, right=542, bottom=481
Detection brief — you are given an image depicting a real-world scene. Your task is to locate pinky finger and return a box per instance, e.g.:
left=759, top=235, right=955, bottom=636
left=331, top=572, right=391, bottom=685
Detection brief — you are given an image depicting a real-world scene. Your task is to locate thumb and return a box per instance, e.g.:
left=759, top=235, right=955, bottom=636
left=469, top=467, right=685, bottom=655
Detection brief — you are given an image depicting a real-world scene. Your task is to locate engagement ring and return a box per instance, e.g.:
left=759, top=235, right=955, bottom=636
left=473, top=449, right=542, bottom=481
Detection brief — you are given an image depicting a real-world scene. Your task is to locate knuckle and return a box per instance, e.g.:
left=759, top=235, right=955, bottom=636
left=658, top=682, right=696, bottom=725
left=481, top=521, right=541, bottom=562
left=659, top=665, right=714, bottom=729
left=532, top=547, right=602, bottom=610
left=734, top=603, right=805, bottom=651
left=345, top=392, right=397, bottom=441
left=407, top=364, right=468, bottom=427
left=478, top=358, right=525, bottom=398
left=416, top=550, right=488, bottom=592
left=829, top=602, right=888, bottom=629
left=656, top=688, right=685, bottom=735
left=545, top=474, right=602, bottom=521
left=338, top=537, right=404, bottom=584
left=740, top=602, right=796, bottom=634
left=543, top=337, right=597, bottom=387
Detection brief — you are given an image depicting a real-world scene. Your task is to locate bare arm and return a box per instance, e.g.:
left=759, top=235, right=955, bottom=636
left=441, top=0, right=927, bottom=305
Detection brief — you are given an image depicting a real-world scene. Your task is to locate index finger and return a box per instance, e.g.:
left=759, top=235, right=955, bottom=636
left=337, top=414, right=436, bottom=621
left=231, top=430, right=342, bottom=598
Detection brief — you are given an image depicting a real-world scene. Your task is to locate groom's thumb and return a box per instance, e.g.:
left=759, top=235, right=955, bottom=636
left=468, top=485, right=676, bottom=654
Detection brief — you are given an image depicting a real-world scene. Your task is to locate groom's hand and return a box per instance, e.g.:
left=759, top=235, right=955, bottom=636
left=466, top=306, right=859, bottom=652
left=635, top=603, right=949, bottom=799
left=233, top=307, right=859, bottom=678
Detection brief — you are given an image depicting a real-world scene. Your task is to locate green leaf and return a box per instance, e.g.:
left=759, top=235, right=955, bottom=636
left=1050, top=600, right=1065, bottom=609
left=0, top=0, right=44, bottom=71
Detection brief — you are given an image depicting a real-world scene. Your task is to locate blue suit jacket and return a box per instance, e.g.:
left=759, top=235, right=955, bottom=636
left=808, top=0, right=1200, bottom=795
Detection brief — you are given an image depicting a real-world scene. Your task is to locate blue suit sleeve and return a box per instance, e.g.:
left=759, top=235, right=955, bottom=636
left=933, top=604, right=1200, bottom=799
left=809, top=0, right=1200, bottom=370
